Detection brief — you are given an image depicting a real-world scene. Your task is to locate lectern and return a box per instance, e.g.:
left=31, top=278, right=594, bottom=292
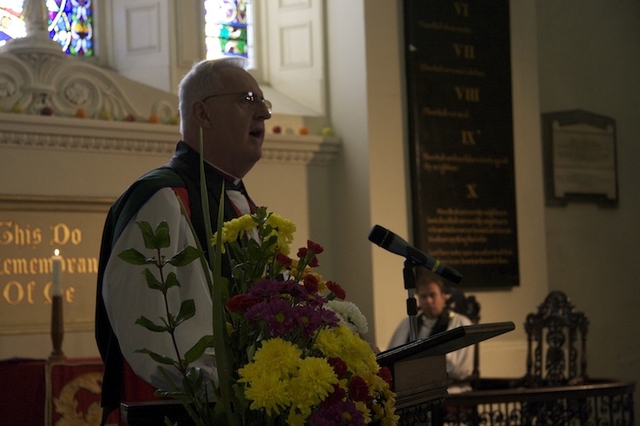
left=376, top=322, right=515, bottom=425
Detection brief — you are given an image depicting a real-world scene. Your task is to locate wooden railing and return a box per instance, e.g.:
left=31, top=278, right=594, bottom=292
left=440, top=378, right=635, bottom=426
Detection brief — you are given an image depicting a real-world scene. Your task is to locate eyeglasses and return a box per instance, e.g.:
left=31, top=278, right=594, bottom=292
left=201, top=91, right=272, bottom=115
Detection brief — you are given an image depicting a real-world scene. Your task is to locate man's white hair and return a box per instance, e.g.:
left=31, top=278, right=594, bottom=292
left=178, top=57, right=248, bottom=136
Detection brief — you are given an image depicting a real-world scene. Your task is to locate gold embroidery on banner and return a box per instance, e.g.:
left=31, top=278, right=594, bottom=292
left=52, top=372, right=103, bottom=426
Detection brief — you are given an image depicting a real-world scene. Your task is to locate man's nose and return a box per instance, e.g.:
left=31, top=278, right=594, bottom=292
left=255, top=100, right=272, bottom=120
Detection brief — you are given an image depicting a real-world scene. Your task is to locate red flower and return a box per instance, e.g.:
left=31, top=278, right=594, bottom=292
left=297, top=246, right=319, bottom=267
left=320, top=383, right=346, bottom=409
left=275, top=253, right=292, bottom=267
left=226, top=294, right=260, bottom=313
left=327, top=357, right=348, bottom=379
left=303, top=274, right=319, bottom=292
left=307, top=240, right=324, bottom=255
left=378, top=366, right=393, bottom=386
left=326, top=281, right=346, bottom=300
left=348, top=375, right=370, bottom=402
left=297, top=246, right=308, bottom=259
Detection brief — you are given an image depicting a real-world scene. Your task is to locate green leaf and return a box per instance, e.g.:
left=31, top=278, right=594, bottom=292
left=157, top=366, right=182, bottom=391
left=174, top=299, right=196, bottom=326
left=184, top=366, right=204, bottom=391
left=155, top=389, right=189, bottom=399
left=135, top=315, right=169, bottom=332
left=164, top=417, right=179, bottom=426
left=136, top=221, right=157, bottom=249
left=142, top=268, right=164, bottom=291
left=232, top=382, right=250, bottom=411
left=155, top=221, right=171, bottom=249
left=219, top=276, right=231, bottom=301
left=135, top=348, right=177, bottom=365
left=203, top=143, right=238, bottom=425
left=184, top=335, right=214, bottom=365
left=118, top=248, right=152, bottom=265
left=168, top=246, right=203, bottom=267
left=164, top=271, right=180, bottom=290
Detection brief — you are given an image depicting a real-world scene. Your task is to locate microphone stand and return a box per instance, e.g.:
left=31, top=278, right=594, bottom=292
left=403, top=258, right=419, bottom=342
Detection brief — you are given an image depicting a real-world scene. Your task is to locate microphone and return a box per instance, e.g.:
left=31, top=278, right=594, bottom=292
left=368, top=224, right=463, bottom=284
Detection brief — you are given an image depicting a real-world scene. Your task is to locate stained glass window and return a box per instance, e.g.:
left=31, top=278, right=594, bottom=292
left=204, top=0, right=253, bottom=67
left=0, top=0, right=93, bottom=56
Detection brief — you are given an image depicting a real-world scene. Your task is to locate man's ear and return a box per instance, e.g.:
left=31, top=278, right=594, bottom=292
left=193, top=101, right=213, bottom=129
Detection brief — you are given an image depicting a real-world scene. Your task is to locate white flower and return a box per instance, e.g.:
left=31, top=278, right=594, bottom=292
left=325, top=299, right=368, bottom=334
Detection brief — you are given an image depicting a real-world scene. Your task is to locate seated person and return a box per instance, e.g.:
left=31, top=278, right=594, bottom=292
left=388, top=270, right=474, bottom=392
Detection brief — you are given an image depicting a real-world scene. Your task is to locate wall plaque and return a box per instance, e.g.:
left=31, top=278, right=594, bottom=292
left=542, top=110, right=618, bottom=208
left=0, top=196, right=112, bottom=335
left=404, top=0, right=518, bottom=288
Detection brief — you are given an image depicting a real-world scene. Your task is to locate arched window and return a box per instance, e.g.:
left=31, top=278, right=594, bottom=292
left=204, top=0, right=253, bottom=68
left=0, top=0, right=93, bottom=56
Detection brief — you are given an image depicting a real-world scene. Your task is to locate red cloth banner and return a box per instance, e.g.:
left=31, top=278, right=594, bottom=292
left=46, top=359, right=110, bottom=425
left=0, top=357, right=119, bottom=425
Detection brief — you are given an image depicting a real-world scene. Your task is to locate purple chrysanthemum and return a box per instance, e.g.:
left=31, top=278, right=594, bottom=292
left=248, top=279, right=311, bottom=304
left=247, top=279, right=285, bottom=299
left=245, top=298, right=297, bottom=337
left=319, top=307, right=341, bottom=328
left=295, top=305, right=327, bottom=337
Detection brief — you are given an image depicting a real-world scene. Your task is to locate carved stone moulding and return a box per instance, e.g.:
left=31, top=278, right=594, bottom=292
left=0, top=113, right=341, bottom=165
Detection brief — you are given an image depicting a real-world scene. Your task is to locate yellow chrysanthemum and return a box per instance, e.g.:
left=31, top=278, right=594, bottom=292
left=210, top=214, right=257, bottom=250
left=265, top=214, right=296, bottom=255
left=242, top=370, right=290, bottom=416
left=286, top=409, right=307, bottom=426
left=355, top=400, right=372, bottom=423
left=361, top=369, right=386, bottom=394
left=249, top=338, right=302, bottom=380
left=225, top=321, right=234, bottom=337
left=313, top=328, right=342, bottom=357
left=288, top=357, right=339, bottom=415
left=371, top=393, right=399, bottom=425
left=381, top=398, right=400, bottom=425
left=316, top=279, right=328, bottom=293
left=237, top=360, right=258, bottom=381
left=314, top=326, right=378, bottom=375
left=372, top=400, right=385, bottom=419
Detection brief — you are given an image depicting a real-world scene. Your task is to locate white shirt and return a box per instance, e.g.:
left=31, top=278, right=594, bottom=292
left=102, top=188, right=218, bottom=391
left=387, top=311, right=475, bottom=384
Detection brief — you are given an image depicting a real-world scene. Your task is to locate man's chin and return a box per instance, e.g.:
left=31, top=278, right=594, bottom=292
left=251, top=147, right=263, bottom=163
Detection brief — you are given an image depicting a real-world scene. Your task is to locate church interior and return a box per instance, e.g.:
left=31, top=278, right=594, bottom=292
left=1, top=0, right=638, bottom=424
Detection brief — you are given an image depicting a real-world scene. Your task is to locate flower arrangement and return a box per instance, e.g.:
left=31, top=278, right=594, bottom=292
left=122, top=207, right=398, bottom=425
left=213, top=208, right=398, bottom=425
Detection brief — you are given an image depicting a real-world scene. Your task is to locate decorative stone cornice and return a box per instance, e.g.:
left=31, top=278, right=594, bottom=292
left=0, top=113, right=341, bottom=165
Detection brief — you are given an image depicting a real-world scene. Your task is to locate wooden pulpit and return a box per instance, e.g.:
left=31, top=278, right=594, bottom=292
left=376, top=322, right=515, bottom=424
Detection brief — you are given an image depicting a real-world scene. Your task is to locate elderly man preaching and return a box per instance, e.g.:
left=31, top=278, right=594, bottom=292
left=95, top=58, right=272, bottom=424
